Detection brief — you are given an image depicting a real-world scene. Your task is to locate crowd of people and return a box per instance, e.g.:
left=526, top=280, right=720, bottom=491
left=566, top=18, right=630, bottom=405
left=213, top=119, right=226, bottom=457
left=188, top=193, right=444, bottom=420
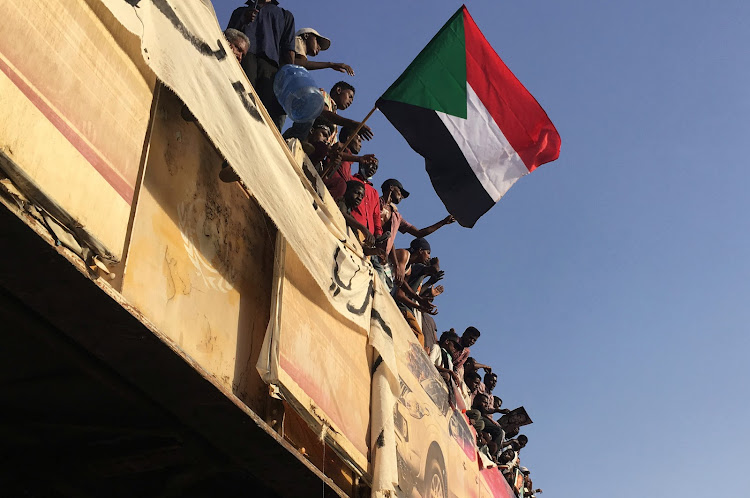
left=223, top=2, right=542, bottom=496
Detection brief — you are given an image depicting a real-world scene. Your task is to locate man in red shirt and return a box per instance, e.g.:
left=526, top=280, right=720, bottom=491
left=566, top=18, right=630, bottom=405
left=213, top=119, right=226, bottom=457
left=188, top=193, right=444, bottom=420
left=323, top=126, right=376, bottom=201
left=351, top=159, right=382, bottom=240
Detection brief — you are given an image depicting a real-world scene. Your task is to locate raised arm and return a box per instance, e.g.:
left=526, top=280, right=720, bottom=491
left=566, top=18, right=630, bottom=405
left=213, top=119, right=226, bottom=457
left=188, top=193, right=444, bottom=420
left=320, top=110, right=373, bottom=141
left=294, top=56, right=354, bottom=75
left=403, top=215, right=456, bottom=238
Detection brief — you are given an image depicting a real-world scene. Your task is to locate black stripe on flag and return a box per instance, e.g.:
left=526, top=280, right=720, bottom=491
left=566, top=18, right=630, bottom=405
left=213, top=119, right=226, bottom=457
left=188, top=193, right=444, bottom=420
left=377, top=99, right=495, bottom=228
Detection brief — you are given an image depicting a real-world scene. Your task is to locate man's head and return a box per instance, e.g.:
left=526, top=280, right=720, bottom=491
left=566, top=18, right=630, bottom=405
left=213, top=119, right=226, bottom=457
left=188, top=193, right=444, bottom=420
left=224, top=29, right=250, bottom=63
left=331, top=81, right=355, bottom=110
left=517, top=435, right=528, bottom=448
left=308, top=117, right=333, bottom=144
left=473, top=393, right=493, bottom=414
left=499, top=449, right=515, bottom=464
left=464, top=371, right=481, bottom=392
left=339, top=126, right=362, bottom=154
left=296, top=28, right=331, bottom=57
left=359, top=160, right=378, bottom=180
left=344, top=181, right=365, bottom=209
left=439, top=330, right=461, bottom=355
left=409, top=238, right=431, bottom=264
left=484, top=372, right=498, bottom=392
left=464, top=357, right=480, bottom=375
left=381, top=179, right=410, bottom=204
left=461, top=326, right=481, bottom=347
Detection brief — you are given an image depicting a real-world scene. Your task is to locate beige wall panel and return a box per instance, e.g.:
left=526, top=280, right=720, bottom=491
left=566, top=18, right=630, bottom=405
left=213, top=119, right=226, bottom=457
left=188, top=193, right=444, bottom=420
left=0, top=72, right=132, bottom=259
left=0, top=0, right=155, bottom=257
left=275, top=244, right=372, bottom=472
left=121, top=90, right=275, bottom=412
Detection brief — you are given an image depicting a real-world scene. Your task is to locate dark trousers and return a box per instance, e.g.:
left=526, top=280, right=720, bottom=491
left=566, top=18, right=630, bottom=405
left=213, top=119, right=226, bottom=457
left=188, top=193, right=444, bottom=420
left=481, top=417, right=505, bottom=446
left=242, top=53, right=286, bottom=131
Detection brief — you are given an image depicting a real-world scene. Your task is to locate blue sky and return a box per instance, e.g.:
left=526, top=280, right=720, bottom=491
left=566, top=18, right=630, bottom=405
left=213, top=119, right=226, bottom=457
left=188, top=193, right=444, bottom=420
left=215, top=1, right=750, bottom=495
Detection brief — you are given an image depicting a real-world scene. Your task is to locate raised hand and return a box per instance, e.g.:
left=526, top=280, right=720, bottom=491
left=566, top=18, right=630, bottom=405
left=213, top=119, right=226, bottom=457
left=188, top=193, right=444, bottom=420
left=329, top=62, right=355, bottom=76
left=357, top=123, right=374, bottom=141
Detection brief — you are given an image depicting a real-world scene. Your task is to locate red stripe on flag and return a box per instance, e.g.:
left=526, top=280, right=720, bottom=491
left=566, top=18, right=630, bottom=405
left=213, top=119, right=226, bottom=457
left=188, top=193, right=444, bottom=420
left=462, top=7, right=561, bottom=172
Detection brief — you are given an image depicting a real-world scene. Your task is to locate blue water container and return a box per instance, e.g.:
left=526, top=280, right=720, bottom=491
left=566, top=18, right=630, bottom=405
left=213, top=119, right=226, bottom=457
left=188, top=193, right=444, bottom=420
left=273, top=65, right=325, bottom=123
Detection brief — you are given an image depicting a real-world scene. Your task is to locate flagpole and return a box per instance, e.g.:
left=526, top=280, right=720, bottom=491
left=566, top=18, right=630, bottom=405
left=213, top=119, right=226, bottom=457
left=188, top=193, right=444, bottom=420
left=322, top=105, right=378, bottom=179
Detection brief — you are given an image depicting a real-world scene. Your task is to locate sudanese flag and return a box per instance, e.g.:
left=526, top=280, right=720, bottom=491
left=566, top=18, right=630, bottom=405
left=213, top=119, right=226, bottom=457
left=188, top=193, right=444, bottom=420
left=377, top=5, right=561, bottom=227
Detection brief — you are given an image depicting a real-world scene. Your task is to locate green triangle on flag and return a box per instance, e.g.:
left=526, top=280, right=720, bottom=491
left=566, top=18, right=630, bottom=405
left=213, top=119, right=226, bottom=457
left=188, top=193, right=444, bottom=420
left=380, top=8, right=467, bottom=119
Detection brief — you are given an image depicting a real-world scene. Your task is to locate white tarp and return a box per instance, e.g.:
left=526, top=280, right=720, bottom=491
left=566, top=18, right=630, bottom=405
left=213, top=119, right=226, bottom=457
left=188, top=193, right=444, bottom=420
left=99, top=0, right=401, bottom=494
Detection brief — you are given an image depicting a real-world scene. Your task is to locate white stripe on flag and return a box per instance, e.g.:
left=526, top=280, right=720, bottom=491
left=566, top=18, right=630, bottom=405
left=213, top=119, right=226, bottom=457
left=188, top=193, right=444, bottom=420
left=437, top=85, right=529, bottom=202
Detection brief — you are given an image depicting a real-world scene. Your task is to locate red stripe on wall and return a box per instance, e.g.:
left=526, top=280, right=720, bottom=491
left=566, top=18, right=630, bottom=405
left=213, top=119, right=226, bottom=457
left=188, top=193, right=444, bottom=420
left=0, top=58, right=134, bottom=204
left=462, top=7, right=561, bottom=172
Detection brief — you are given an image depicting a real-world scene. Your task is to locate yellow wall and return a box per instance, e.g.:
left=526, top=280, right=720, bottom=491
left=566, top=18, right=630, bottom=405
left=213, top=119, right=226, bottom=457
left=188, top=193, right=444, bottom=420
left=120, top=89, right=275, bottom=412
left=0, top=0, right=155, bottom=259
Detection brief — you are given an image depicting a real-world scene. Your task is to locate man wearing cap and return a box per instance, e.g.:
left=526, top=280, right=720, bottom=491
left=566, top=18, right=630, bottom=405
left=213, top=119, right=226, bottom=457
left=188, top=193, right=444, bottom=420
left=227, top=1, right=295, bottom=131
left=282, top=28, right=356, bottom=142
left=377, top=179, right=456, bottom=287
left=293, top=28, right=354, bottom=76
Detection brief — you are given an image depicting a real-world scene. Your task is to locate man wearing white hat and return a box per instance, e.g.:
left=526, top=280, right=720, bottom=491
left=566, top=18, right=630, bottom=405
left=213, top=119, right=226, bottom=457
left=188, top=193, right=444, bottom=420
left=293, top=28, right=354, bottom=76
left=283, top=28, right=356, bottom=142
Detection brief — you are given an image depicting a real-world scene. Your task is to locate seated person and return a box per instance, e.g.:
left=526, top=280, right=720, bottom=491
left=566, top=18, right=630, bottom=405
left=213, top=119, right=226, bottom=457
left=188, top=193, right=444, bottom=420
left=474, top=393, right=506, bottom=455
left=463, top=373, right=486, bottom=436
left=463, top=371, right=483, bottom=408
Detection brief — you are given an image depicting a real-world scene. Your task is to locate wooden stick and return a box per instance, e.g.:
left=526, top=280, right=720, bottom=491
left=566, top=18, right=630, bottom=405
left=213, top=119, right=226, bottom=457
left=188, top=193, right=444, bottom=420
left=340, top=106, right=377, bottom=150
left=322, top=106, right=378, bottom=179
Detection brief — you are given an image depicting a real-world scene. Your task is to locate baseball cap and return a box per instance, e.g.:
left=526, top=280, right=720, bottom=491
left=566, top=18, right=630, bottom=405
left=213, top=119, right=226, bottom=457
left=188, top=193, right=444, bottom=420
left=381, top=179, right=410, bottom=198
left=295, top=28, right=331, bottom=51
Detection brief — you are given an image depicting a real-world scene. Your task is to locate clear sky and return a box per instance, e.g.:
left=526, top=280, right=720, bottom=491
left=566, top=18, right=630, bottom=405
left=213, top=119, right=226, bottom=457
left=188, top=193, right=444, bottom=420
left=215, top=1, right=750, bottom=495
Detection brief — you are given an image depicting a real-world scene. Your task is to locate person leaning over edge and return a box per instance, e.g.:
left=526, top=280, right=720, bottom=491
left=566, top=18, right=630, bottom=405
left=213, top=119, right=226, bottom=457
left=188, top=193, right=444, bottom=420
left=351, top=149, right=384, bottom=243
left=321, top=81, right=374, bottom=142
left=293, top=28, right=354, bottom=76
left=283, top=29, right=356, bottom=142
left=392, top=238, right=439, bottom=346
left=337, top=181, right=373, bottom=246
left=377, top=179, right=455, bottom=288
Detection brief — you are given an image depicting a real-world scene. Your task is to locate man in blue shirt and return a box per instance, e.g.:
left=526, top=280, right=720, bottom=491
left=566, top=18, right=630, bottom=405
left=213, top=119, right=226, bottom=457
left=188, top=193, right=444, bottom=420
left=228, top=1, right=295, bottom=131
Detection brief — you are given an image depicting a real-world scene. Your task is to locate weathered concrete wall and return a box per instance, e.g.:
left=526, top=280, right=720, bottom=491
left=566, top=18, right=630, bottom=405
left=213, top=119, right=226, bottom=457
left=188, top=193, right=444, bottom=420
left=120, top=89, right=276, bottom=414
